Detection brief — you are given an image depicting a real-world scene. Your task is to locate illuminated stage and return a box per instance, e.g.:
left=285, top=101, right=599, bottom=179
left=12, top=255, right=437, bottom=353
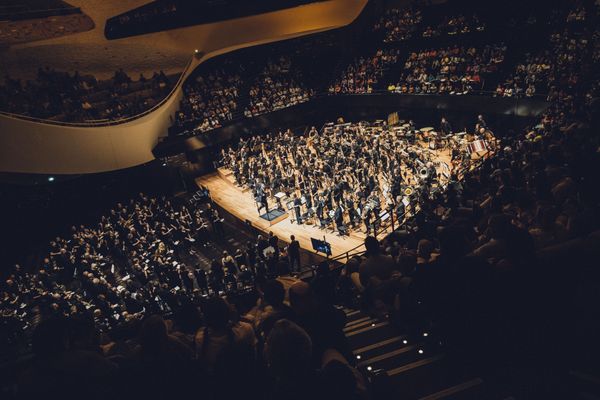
left=196, top=122, right=491, bottom=261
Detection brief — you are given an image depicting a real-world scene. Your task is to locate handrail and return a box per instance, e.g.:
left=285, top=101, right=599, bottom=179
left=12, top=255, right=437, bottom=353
left=0, top=56, right=195, bottom=127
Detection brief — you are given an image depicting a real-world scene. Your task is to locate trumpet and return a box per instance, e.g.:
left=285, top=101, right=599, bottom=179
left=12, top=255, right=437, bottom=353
left=404, top=187, right=413, bottom=196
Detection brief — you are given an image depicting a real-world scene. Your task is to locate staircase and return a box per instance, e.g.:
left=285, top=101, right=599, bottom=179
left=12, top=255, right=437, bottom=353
left=339, top=307, right=516, bottom=399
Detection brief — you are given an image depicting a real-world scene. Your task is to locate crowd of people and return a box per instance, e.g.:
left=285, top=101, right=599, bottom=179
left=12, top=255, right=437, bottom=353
left=373, top=7, right=423, bottom=43
left=175, top=66, right=242, bottom=133
left=421, top=14, right=486, bottom=38
left=0, top=68, right=175, bottom=122
left=495, top=51, right=552, bottom=98
left=329, top=1, right=600, bottom=359
left=328, top=49, right=401, bottom=94
left=1, top=2, right=599, bottom=397
left=244, top=56, right=313, bottom=117
left=0, top=189, right=371, bottom=399
left=388, top=44, right=506, bottom=95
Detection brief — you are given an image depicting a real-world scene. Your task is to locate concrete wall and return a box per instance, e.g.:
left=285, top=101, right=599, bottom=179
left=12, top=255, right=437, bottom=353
left=0, top=0, right=368, bottom=175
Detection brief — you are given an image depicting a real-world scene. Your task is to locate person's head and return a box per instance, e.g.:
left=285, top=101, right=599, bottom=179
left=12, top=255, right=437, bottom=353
left=263, top=279, right=285, bottom=307
left=139, top=314, right=168, bottom=350
left=289, top=281, right=313, bottom=315
left=417, top=239, right=433, bottom=259
left=364, top=236, right=380, bottom=256
left=290, top=234, right=295, bottom=242
left=264, top=319, right=312, bottom=380
left=202, top=296, right=230, bottom=330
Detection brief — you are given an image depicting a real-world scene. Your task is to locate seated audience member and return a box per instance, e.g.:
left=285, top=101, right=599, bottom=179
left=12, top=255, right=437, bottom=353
left=265, top=319, right=366, bottom=400
left=195, top=297, right=257, bottom=372
left=264, top=319, right=316, bottom=399
left=289, top=282, right=351, bottom=365
left=245, top=279, right=294, bottom=336
left=359, top=236, right=398, bottom=288
left=18, top=317, right=117, bottom=399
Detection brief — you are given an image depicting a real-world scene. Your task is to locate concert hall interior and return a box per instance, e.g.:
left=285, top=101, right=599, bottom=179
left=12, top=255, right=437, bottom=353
left=1, top=0, right=599, bottom=399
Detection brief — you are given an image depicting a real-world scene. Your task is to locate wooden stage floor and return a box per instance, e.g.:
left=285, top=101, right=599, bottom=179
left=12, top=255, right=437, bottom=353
left=197, top=173, right=368, bottom=260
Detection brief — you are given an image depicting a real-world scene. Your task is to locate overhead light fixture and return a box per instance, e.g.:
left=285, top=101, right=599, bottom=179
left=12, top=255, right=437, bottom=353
left=48, top=176, right=55, bottom=182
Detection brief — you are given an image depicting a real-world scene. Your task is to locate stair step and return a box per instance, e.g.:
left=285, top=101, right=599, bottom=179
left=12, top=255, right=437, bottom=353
left=353, top=335, right=407, bottom=355
left=358, top=344, right=417, bottom=367
left=366, top=343, right=435, bottom=373
left=345, top=309, right=361, bottom=318
left=388, top=354, right=486, bottom=399
left=344, top=316, right=372, bottom=328
left=344, top=318, right=380, bottom=332
left=345, top=321, right=390, bottom=337
left=346, top=321, right=399, bottom=348
left=388, top=355, right=444, bottom=377
left=419, top=378, right=484, bottom=400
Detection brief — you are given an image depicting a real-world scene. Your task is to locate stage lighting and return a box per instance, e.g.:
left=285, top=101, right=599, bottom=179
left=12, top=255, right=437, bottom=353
left=356, top=355, right=361, bottom=360
left=423, top=332, right=429, bottom=337
left=403, top=339, right=408, bottom=344
left=48, top=176, right=55, bottom=182
left=367, top=366, right=372, bottom=371
left=418, top=349, right=424, bottom=354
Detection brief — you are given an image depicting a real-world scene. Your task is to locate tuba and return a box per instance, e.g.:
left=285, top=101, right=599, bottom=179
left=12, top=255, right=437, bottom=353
left=419, top=168, right=429, bottom=180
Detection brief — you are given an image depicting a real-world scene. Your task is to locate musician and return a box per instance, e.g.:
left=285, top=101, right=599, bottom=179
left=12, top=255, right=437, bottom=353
left=395, top=196, right=405, bottom=221
left=315, top=195, right=325, bottom=221
left=255, top=180, right=268, bottom=214
left=292, top=194, right=303, bottom=225
left=362, top=203, right=372, bottom=234
left=334, top=204, right=345, bottom=235
left=440, top=117, right=452, bottom=136
left=476, top=114, right=488, bottom=133
left=345, top=195, right=358, bottom=227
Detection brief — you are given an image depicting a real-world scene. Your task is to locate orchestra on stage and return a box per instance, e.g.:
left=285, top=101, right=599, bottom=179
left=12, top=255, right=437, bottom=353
left=219, top=117, right=496, bottom=236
